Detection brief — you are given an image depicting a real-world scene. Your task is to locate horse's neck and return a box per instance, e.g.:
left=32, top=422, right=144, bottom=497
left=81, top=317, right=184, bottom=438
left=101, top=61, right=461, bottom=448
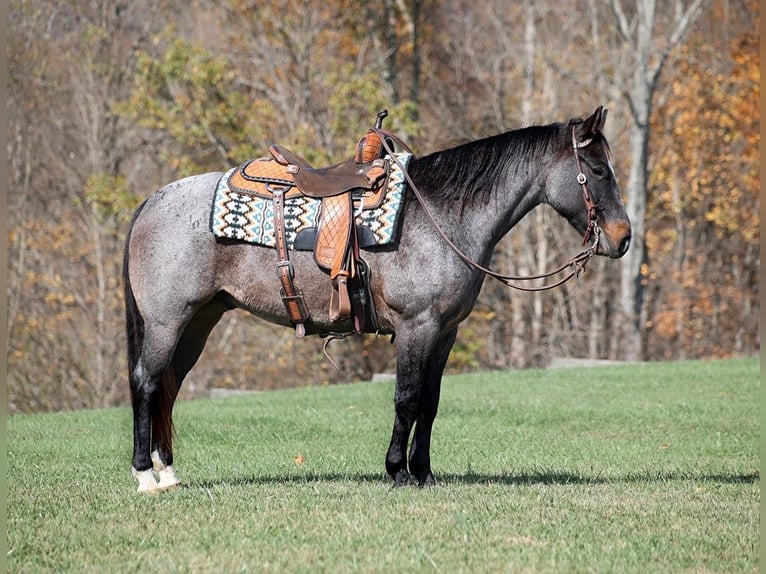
left=484, top=183, right=544, bottom=261
left=441, top=172, right=545, bottom=263
left=399, top=180, right=539, bottom=276
left=406, top=130, right=558, bottom=263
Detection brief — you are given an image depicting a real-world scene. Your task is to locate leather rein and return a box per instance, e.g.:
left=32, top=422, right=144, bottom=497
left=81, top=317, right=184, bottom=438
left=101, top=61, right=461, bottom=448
left=371, top=125, right=601, bottom=292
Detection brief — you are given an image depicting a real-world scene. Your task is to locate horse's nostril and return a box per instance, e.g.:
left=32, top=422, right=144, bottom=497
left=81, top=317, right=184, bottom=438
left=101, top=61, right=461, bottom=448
left=619, top=234, right=631, bottom=256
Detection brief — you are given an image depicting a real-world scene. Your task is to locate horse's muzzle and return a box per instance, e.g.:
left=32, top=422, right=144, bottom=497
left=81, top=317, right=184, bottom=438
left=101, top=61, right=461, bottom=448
left=599, top=220, right=631, bottom=259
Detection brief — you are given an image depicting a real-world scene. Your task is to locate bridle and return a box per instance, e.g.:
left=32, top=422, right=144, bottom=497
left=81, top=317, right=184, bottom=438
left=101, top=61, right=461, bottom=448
left=571, top=126, right=600, bottom=246
left=371, top=125, right=602, bottom=292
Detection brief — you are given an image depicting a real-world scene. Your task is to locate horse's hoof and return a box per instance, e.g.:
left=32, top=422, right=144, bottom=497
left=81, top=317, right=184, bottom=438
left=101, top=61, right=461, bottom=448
left=393, top=469, right=414, bottom=487
left=418, top=472, right=438, bottom=487
left=157, top=465, right=181, bottom=490
left=157, top=478, right=181, bottom=491
left=132, top=467, right=159, bottom=494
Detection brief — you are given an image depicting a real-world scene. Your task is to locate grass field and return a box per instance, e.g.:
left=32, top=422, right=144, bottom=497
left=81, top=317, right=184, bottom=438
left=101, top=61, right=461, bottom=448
left=7, top=358, right=759, bottom=573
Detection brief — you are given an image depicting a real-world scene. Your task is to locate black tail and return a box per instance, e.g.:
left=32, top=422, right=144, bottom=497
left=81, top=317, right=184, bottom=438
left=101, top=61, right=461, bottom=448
left=123, top=200, right=148, bottom=378
left=154, top=368, right=177, bottom=460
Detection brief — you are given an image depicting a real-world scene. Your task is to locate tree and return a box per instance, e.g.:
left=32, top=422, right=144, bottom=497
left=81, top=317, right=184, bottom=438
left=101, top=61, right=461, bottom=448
left=606, top=0, right=710, bottom=360
left=7, top=0, right=165, bottom=411
left=645, top=0, right=759, bottom=358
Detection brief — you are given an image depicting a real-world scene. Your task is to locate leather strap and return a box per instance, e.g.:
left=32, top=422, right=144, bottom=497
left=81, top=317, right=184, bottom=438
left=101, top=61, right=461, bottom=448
left=349, top=229, right=368, bottom=332
left=329, top=272, right=351, bottom=322
left=571, top=128, right=599, bottom=245
left=273, top=189, right=310, bottom=337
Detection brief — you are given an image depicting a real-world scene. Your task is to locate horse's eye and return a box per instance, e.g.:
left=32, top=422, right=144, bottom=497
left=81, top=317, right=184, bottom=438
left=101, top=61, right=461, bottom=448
left=591, top=165, right=608, bottom=179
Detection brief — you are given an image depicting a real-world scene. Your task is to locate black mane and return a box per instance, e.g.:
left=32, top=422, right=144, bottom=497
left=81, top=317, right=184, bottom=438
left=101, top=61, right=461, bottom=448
left=407, top=122, right=567, bottom=206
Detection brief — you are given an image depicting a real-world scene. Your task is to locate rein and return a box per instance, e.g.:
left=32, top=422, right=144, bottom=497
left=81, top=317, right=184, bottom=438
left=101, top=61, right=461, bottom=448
left=371, top=126, right=601, bottom=292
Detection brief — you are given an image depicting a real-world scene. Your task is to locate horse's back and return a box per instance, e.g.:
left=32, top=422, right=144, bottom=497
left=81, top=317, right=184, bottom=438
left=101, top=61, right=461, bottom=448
left=136, top=172, right=221, bottom=230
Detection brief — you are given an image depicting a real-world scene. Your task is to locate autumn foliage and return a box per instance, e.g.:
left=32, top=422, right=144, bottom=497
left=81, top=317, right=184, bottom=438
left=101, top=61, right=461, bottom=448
left=647, top=2, right=759, bottom=358
left=7, top=0, right=759, bottom=412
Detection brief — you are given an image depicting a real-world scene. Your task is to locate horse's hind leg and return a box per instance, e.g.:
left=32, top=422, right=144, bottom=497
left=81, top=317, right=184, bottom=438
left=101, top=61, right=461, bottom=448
left=150, top=300, right=227, bottom=490
left=130, top=300, right=226, bottom=493
left=129, top=324, right=180, bottom=493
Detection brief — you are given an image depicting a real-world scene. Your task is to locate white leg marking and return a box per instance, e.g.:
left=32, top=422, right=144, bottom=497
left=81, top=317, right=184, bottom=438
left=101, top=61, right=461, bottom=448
left=132, top=467, right=159, bottom=493
left=151, top=450, right=166, bottom=471
left=157, top=465, right=181, bottom=490
left=151, top=450, right=181, bottom=490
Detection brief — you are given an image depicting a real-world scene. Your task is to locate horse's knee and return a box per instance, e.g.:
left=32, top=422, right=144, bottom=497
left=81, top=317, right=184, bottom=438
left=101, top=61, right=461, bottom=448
left=394, top=389, right=420, bottom=423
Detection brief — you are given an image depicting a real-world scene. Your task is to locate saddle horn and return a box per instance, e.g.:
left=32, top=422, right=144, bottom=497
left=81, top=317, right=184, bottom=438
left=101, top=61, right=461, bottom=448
left=375, top=109, right=388, bottom=129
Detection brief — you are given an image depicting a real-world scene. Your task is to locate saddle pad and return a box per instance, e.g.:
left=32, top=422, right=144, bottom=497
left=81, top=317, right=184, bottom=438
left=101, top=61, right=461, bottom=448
left=210, top=153, right=412, bottom=250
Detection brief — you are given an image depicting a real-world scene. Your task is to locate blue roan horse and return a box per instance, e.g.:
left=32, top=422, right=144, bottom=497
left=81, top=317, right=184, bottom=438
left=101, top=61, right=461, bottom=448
left=124, top=107, right=630, bottom=492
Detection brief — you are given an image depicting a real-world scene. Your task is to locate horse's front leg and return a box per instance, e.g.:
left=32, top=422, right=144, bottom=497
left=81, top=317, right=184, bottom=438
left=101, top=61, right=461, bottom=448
left=385, top=323, right=441, bottom=486
left=407, top=328, right=458, bottom=486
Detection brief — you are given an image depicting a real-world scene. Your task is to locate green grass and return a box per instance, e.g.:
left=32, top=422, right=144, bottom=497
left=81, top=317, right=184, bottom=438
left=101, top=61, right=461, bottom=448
left=7, top=358, right=759, bottom=573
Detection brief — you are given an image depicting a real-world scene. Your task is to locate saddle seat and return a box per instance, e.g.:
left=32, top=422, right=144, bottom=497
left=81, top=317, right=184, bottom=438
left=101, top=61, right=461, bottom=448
left=269, top=145, right=387, bottom=198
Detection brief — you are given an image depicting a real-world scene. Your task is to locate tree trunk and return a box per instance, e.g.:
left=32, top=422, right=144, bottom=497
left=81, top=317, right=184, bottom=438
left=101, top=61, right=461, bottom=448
left=620, top=96, right=650, bottom=360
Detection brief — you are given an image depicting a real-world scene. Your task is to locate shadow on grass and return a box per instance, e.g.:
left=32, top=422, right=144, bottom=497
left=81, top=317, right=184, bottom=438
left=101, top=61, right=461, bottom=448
left=187, top=469, right=759, bottom=490
left=439, top=469, right=760, bottom=486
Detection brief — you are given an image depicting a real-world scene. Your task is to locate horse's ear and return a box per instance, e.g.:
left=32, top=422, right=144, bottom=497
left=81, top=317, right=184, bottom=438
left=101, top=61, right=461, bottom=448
left=596, top=106, right=608, bottom=131
left=578, top=106, right=608, bottom=141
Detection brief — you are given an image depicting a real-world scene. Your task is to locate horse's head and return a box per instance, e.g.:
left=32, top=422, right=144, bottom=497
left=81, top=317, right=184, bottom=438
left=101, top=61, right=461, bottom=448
left=545, top=106, right=631, bottom=259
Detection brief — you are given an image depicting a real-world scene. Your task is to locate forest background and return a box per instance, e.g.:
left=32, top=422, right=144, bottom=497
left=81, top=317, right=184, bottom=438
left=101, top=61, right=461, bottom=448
left=7, top=0, right=759, bottom=413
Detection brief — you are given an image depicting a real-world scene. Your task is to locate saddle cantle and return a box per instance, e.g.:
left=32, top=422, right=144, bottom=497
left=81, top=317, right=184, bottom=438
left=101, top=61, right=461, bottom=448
left=221, top=110, right=403, bottom=338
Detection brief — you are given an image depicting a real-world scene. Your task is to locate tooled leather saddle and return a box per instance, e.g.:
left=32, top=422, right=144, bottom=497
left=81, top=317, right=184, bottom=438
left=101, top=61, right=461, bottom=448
left=226, top=110, right=398, bottom=338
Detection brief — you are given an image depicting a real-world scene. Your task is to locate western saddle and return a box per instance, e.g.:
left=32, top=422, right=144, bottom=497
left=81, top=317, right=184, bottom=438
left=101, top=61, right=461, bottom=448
left=227, top=110, right=400, bottom=338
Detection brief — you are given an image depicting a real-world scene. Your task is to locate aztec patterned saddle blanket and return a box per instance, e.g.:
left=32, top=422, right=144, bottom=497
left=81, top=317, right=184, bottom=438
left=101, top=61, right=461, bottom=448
left=210, top=152, right=411, bottom=250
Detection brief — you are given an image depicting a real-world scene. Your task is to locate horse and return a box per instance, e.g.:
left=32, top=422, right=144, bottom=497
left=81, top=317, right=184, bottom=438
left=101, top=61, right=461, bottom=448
left=123, top=106, right=631, bottom=492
